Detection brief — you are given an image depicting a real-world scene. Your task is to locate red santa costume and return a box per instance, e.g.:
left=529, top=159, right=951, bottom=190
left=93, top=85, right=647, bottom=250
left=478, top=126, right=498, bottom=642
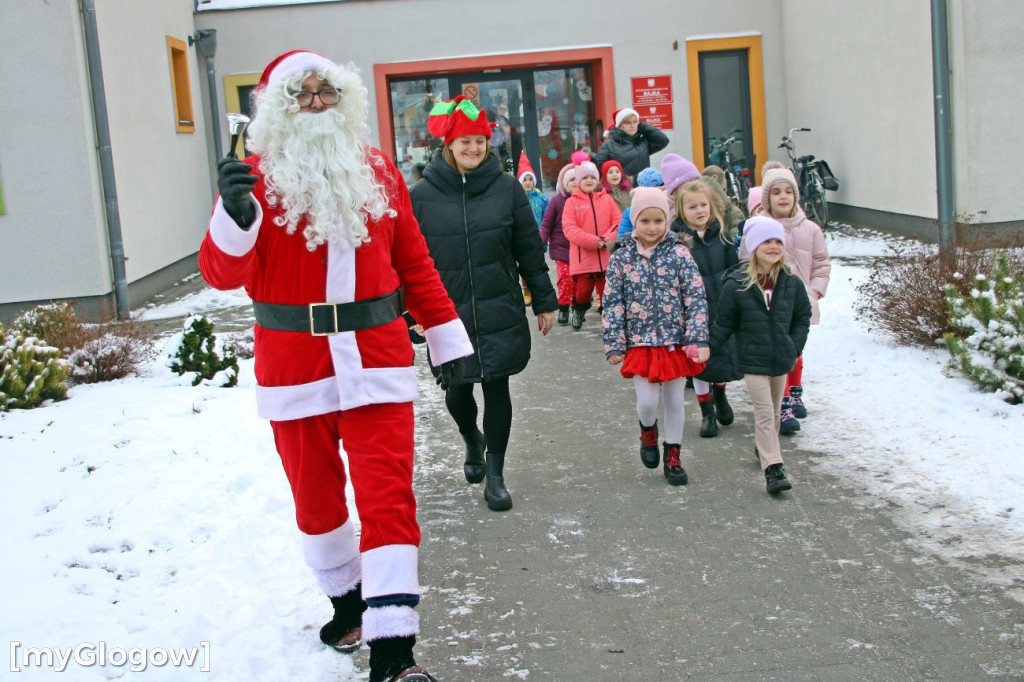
left=199, top=50, right=470, bottom=680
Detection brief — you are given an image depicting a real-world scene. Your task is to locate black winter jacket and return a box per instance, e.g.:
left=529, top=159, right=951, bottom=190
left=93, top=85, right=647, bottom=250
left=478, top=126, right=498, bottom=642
left=672, top=219, right=742, bottom=383
left=410, top=150, right=557, bottom=383
left=592, top=122, right=670, bottom=181
left=709, top=263, right=812, bottom=377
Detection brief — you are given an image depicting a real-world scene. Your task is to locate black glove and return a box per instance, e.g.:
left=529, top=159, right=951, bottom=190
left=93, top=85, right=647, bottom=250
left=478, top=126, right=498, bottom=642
left=217, top=157, right=258, bottom=228
left=435, top=358, right=464, bottom=391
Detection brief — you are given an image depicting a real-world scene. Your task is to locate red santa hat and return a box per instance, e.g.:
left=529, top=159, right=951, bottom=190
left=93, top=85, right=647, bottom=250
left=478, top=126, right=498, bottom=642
left=258, top=50, right=338, bottom=89
left=427, top=96, right=494, bottom=145
left=613, top=107, right=640, bottom=127
left=516, top=151, right=536, bottom=183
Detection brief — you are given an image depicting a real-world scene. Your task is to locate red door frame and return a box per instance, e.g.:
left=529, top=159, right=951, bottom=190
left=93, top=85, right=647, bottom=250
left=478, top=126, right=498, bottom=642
left=373, top=47, right=616, bottom=162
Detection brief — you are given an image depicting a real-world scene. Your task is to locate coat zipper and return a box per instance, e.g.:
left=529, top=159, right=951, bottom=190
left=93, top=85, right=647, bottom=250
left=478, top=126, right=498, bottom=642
left=588, top=193, right=606, bottom=271
left=461, top=174, right=486, bottom=379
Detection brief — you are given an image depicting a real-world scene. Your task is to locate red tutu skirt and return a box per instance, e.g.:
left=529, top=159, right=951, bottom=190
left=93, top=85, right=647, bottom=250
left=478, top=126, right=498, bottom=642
left=620, top=346, right=706, bottom=383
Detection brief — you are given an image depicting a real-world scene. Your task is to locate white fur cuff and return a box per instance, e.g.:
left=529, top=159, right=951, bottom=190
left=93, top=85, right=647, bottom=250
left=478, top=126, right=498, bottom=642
left=313, top=556, right=362, bottom=597
left=209, top=197, right=262, bottom=257
left=362, top=605, right=419, bottom=641
left=424, top=318, right=474, bottom=366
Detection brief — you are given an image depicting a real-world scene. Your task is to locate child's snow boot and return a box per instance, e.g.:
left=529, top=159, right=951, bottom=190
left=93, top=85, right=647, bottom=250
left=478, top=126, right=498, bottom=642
left=663, top=443, right=688, bottom=486
left=789, top=385, right=807, bottom=418
left=779, top=397, right=801, bottom=435
left=557, top=304, right=570, bottom=325
left=639, top=421, right=660, bottom=468
left=570, top=302, right=590, bottom=330
left=712, top=384, right=734, bottom=425
left=460, top=427, right=486, bottom=484
left=698, top=398, right=718, bottom=438
left=320, top=584, right=366, bottom=653
left=764, top=463, right=792, bottom=494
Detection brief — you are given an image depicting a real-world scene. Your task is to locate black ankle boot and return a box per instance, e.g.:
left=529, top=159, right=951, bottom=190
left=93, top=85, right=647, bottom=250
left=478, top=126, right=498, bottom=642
left=557, top=304, right=570, bottom=325
left=570, top=302, right=591, bottom=330
left=663, top=443, right=688, bottom=486
left=698, top=400, right=718, bottom=438
left=638, top=420, right=660, bottom=468
left=368, top=635, right=418, bottom=682
left=460, top=428, right=486, bottom=484
left=484, top=451, right=513, bottom=511
left=712, top=385, right=734, bottom=425
left=320, top=584, right=366, bottom=653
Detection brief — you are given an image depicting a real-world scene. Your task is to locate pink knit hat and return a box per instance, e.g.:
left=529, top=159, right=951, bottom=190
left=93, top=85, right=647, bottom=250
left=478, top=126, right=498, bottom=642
left=630, top=187, right=670, bottom=220
left=760, top=168, right=800, bottom=212
left=660, top=154, right=701, bottom=196
left=746, top=186, right=764, bottom=215
left=576, top=161, right=599, bottom=181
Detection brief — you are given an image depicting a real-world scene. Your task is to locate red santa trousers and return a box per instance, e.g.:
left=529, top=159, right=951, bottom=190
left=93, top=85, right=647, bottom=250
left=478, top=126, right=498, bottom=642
left=271, top=402, right=420, bottom=552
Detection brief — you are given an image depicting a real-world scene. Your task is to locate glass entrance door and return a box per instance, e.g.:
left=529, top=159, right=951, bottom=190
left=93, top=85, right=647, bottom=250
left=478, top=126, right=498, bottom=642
left=698, top=50, right=755, bottom=173
left=451, top=75, right=530, bottom=176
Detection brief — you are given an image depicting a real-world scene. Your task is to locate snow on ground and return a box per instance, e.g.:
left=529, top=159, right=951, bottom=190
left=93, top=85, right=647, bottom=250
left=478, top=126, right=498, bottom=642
left=1, top=226, right=1022, bottom=679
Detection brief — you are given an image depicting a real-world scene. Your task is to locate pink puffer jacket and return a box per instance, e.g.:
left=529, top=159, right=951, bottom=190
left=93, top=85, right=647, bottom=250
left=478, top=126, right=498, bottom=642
left=562, top=187, right=622, bottom=276
left=776, top=208, right=830, bottom=324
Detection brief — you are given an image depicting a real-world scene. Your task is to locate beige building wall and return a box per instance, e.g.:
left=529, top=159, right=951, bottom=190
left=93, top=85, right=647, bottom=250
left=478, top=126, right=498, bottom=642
left=779, top=0, right=937, bottom=223
left=0, top=0, right=110, bottom=303
left=951, top=0, right=1024, bottom=225
left=195, top=0, right=786, bottom=169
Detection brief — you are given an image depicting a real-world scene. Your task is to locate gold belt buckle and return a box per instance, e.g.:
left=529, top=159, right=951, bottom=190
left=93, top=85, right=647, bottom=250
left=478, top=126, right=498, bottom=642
left=309, top=303, right=338, bottom=336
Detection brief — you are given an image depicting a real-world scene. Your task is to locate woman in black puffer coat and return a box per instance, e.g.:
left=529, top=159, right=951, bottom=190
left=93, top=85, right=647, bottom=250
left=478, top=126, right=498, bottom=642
left=410, top=96, right=556, bottom=512
left=592, top=107, right=670, bottom=182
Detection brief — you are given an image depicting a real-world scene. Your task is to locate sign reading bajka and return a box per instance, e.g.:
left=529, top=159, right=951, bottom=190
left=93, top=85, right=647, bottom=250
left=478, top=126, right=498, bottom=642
left=630, top=75, right=673, bottom=130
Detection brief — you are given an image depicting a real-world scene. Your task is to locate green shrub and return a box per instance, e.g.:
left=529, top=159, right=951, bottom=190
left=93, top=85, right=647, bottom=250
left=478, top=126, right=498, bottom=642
left=12, top=302, right=81, bottom=351
left=943, top=252, right=1024, bottom=404
left=169, top=315, right=238, bottom=387
left=0, top=325, right=70, bottom=411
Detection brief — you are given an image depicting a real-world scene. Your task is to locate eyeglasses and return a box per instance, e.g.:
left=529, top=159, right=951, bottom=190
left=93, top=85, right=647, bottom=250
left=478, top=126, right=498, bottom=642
left=291, top=88, right=341, bottom=108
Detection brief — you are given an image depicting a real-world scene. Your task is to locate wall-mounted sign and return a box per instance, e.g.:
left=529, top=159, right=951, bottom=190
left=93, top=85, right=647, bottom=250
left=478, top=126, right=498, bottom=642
left=630, top=75, right=673, bottom=130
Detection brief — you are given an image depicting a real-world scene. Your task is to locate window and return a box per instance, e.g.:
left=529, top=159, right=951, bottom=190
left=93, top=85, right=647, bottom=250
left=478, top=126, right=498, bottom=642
left=167, top=36, right=195, bottom=133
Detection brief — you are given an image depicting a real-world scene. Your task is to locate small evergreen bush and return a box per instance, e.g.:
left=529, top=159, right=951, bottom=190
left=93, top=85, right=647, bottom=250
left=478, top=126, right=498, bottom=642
left=943, top=252, right=1024, bottom=404
left=0, top=325, right=70, bottom=411
left=12, top=302, right=156, bottom=384
left=168, top=315, right=238, bottom=387
left=855, top=242, right=1024, bottom=348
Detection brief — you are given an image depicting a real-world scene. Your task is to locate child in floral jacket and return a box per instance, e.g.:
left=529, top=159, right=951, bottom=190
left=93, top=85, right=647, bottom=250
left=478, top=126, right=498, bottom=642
left=602, top=187, right=710, bottom=486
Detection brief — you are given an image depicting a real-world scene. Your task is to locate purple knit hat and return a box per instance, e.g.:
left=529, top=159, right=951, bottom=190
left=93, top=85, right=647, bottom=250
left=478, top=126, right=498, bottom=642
left=660, top=154, right=701, bottom=196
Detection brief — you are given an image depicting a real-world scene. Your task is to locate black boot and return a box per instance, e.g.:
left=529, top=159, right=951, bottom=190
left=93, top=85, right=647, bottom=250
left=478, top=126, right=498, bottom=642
left=570, top=302, right=591, bottom=330
left=639, top=420, right=660, bottom=468
left=765, top=463, right=792, bottom=494
left=698, top=399, right=718, bottom=438
left=320, top=584, right=366, bottom=653
left=368, top=635, right=422, bottom=682
left=663, top=443, right=688, bottom=486
left=712, top=385, right=734, bottom=425
left=484, top=451, right=513, bottom=511
left=460, top=428, right=486, bottom=484
left=557, top=304, right=570, bottom=325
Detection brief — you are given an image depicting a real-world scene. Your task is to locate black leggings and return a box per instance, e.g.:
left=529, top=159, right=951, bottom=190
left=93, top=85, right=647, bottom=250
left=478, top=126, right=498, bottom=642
left=445, top=378, right=512, bottom=455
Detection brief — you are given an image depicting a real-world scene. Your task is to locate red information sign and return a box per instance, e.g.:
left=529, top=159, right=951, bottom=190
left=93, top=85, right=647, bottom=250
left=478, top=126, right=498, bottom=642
left=636, top=104, right=673, bottom=131
left=631, top=75, right=672, bottom=106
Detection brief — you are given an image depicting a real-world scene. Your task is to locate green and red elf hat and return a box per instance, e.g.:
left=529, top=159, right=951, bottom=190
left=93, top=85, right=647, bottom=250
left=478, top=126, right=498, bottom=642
left=427, top=95, right=495, bottom=145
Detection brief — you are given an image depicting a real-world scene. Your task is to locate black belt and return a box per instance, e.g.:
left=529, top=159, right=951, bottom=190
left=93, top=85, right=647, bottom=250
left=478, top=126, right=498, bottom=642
left=252, top=290, right=402, bottom=336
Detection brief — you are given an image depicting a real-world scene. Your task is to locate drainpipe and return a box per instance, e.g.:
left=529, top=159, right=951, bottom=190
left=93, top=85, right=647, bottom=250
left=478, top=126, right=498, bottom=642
left=80, top=0, right=130, bottom=320
left=190, top=30, right=221, bottom=160
left=931, top=0, right=955, bottom=265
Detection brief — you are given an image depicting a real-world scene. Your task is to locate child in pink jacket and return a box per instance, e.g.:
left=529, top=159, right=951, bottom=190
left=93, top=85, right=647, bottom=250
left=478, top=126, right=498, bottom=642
left=561, top=161, right=622, bottom=330
left=759, top=168, right=831, bottom=434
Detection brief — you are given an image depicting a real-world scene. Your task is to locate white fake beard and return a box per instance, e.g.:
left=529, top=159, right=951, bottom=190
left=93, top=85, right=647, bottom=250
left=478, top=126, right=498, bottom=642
left=256, top=108, right=371, bottom=252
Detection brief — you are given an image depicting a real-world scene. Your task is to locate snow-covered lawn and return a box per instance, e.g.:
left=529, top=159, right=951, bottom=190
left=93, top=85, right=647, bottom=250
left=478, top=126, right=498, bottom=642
left=1, top=226, right=1021, bottom=679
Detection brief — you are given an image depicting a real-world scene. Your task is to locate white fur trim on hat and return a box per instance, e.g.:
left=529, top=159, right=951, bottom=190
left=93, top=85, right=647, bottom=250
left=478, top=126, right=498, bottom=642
left=518, top=171, right=536, bottom=183
left=615, top=108, right=640, bottom=127
left=267, top=52, right=337, bottom=85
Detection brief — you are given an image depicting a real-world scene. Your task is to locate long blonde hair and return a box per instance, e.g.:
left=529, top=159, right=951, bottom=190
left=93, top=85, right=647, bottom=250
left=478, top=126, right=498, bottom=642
left=741, top=249, right=788, bottom=291
left=674, top=179, right=729, bottom=244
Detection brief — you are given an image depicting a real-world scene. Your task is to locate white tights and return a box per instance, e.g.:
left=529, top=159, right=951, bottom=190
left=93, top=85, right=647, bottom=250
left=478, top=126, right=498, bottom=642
left=692, top=378, right=711, bottom=398
left=634, top=376, right=687, bottom=444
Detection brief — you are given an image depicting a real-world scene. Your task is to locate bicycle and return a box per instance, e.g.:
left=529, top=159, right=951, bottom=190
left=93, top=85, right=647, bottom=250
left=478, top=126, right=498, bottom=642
left=777, top=127, right=839, bottom=227
left=707, top=129, right=753, bottom=215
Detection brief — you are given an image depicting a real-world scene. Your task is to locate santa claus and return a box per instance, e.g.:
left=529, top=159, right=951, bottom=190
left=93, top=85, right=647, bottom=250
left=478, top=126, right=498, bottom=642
left=200, top=50, right=471, bottom=682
